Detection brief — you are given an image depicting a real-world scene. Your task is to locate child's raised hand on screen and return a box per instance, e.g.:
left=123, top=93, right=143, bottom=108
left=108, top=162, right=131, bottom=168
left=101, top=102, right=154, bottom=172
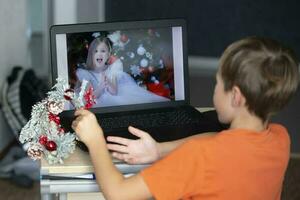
left=94, top=75, right=107, bottom=98
left=106, top=126, right=159, bottom=164
left=104, top=75, right=117, bottom=95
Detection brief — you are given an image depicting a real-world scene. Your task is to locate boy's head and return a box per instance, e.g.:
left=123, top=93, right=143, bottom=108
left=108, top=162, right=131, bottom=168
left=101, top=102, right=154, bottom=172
left=86, top=36, right=113, bottom=70
left=218, top=36, right=299, bottom=122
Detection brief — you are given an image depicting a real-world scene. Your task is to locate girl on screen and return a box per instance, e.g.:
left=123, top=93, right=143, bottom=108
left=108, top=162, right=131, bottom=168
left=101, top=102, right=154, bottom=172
left=76, top=36, right=169, bottom=107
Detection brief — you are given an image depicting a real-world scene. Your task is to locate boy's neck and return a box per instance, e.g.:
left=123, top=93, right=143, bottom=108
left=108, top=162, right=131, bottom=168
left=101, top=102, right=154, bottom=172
left=229, top=109, right=267, bottom=132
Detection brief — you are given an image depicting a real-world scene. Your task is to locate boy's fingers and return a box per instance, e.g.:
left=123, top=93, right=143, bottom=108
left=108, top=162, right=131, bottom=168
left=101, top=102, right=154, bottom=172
left=74, top=109, right=87, bottom=116
left=72, top=116, right=84, bottom=128
left=71, top=120, right=81, bottom=131
left=128, top=126, right=148, bottom=138
left=107, top=144, right=129, bottom=153
left=111, top=152, right=136, bottom=164
left=124, top=157, right=135, bottom=164
left=111, top=152, right=126, bottom=161
left=107, top=136, right=129, bottom=146
left=71, top=121, right=77, bottom=129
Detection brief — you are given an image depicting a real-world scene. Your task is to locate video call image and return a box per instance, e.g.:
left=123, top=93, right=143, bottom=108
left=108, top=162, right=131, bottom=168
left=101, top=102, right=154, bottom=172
left=66, top=27, right=176, bottom=108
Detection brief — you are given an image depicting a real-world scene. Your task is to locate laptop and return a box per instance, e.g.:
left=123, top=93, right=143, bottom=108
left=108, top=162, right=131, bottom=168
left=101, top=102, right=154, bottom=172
left=50, top=19, right=222, bottom=144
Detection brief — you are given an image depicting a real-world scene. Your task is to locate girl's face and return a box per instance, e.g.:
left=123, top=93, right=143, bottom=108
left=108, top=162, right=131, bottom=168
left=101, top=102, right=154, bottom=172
left=213, top=71, right=233, bottom=124
left=93, top=42, right=110, bottom=72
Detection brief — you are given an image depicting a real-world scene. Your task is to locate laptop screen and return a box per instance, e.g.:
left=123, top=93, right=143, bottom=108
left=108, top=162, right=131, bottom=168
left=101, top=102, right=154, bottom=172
left=50, top=19, right=189, bottom=113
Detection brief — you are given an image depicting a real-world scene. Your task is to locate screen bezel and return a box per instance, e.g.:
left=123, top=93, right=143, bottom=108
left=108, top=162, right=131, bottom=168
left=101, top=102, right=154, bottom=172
left=50, top=19, right=190, bottom=114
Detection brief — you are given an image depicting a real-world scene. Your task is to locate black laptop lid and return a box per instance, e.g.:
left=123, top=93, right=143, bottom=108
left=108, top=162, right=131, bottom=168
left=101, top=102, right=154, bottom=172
left=50, top=19, right=190, bottom=114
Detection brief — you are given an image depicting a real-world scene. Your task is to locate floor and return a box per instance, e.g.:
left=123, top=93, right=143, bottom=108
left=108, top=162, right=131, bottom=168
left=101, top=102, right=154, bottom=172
left=0, top=179, right=40, bottom=200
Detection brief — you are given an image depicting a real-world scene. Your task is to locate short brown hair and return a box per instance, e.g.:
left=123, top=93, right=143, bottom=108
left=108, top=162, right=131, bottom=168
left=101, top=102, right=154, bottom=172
left=219, top=36, right=299, bottom=121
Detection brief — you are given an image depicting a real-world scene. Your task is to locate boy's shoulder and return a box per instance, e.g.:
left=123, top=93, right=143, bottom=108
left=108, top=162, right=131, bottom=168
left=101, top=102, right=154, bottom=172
left=224, top=124, right=287, bottom=135
left=215, top=124, right=290, bottom=149
left=192, top=123, right=289, bottom=148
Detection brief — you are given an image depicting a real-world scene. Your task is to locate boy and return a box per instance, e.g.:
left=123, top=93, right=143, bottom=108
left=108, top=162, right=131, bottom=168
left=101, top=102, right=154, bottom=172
left=72, top=36, right=299, bottom=199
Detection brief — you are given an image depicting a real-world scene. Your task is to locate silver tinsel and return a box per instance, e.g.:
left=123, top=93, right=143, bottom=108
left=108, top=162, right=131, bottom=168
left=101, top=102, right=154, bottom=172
left=19, top=78, right=91, bottom=164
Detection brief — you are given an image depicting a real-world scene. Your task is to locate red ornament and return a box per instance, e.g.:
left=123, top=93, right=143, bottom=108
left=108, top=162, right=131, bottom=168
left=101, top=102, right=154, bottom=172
left=46, top=141, right=57, bottom=151
left=49, top=113, right=61, bottom=125
left=107, top=55, right=118, bottom=65
left=39, top=135, right=48, bottom=146
left=47, top=101, right=64, bottom=115
left=64, top=88, right=75, bottom=100
left=147, top=82, right=170, bottom=98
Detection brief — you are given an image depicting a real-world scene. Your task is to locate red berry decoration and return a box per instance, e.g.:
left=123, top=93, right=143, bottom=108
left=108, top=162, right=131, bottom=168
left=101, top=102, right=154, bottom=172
left=39, top=135, right=48, bottom=146
left=84, top=86, right=96, bottom=109
left=59, top=127, right=65, bottom=134
left=64, top=88, right=75, bottom=100
left=46, top=141, right=57, bottom=151
left=49, top=113, right=61, bottom=125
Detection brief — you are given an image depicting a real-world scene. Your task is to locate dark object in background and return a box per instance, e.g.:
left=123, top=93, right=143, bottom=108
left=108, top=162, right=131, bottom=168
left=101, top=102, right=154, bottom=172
left=0, top=66, right=48, bottom=187
left=202, top=110, right=230, bottom=130
left=1, top=66, right=49, bottom=138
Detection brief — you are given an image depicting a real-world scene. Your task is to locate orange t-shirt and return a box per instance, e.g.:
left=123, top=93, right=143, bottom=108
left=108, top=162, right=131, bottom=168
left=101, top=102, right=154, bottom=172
left=140, top=123, right=290, bottom=200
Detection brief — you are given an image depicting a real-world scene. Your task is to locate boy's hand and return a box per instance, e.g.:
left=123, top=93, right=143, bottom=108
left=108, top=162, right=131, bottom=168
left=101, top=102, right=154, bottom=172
left=72, top=109, right=104, bottom=147
left=106, top=126, right=159, bottom=164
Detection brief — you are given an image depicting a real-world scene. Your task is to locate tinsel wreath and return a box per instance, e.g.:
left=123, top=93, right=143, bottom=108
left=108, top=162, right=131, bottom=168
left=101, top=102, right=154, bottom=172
left=19, top=78, right=95, bottom=164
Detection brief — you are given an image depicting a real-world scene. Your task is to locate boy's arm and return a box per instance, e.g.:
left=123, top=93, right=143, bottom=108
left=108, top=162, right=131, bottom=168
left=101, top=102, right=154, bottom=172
left=72, top=109, right=152, bottom=200
left=88, top=137, right=152, bottom=199
left=107, top=127, right=216, bottom=164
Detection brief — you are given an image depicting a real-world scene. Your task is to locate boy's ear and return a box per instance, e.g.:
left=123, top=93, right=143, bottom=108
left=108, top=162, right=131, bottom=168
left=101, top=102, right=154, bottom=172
left=231, top=86, right=245, bottom=107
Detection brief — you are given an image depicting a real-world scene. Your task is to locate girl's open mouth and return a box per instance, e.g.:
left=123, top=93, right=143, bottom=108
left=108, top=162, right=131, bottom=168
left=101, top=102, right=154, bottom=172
left=96, top=58, right=103, bottom=63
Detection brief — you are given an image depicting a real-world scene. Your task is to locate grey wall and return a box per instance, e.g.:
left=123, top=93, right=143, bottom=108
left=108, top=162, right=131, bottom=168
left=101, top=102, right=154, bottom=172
left=105, top=0, right=300, bottom=59
left=0, top=0, right=29, bottom=151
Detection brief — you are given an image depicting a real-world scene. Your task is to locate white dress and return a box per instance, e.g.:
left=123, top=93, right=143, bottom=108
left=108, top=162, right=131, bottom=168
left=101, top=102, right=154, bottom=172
left=76, top=59, right=169, bottom=107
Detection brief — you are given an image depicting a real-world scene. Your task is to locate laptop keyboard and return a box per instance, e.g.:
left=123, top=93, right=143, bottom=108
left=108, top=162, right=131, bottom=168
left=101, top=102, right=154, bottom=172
left=99, top=109, right=199, bottom=131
